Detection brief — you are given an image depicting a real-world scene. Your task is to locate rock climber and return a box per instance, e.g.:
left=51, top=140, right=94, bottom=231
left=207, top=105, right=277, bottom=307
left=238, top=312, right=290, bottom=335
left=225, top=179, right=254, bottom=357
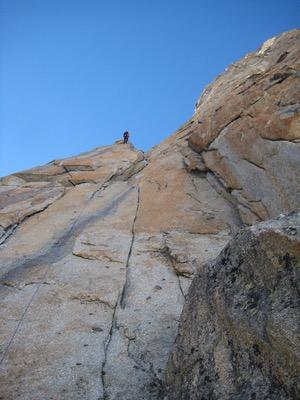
left=123, top=131, right=130, bottom=144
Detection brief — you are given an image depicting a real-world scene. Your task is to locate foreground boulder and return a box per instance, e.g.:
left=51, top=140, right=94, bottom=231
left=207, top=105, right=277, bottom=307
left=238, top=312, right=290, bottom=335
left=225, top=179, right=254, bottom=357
left=165, top=211, right=300, bottom=400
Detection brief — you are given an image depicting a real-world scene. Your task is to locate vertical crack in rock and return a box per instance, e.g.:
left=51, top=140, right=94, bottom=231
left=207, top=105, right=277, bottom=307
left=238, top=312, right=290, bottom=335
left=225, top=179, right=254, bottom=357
left=61, top=164, right=76, bottom=186
left=100, top=295, right=120, bottom=400
left=205, top=168, right=265, bottom=225
left=120, top=185, right=140, bottom=309
left=1, top=30, right=300, bottom=400
left=0, top=185, right=131, bottom=367
left=177, top=276, right=186, bottom=300
left=205, top=172, right=244, bottom=230
left=162, top=241, right=186, bottom=301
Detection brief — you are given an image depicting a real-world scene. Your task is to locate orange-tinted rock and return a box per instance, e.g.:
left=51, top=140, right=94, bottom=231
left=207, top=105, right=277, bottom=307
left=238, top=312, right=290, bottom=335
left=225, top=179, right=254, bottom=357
left=0, top=30, right=299, bottom=400
left=188, top=30, right=300, bottom=224
left=0, top=142, right=237, bottom=399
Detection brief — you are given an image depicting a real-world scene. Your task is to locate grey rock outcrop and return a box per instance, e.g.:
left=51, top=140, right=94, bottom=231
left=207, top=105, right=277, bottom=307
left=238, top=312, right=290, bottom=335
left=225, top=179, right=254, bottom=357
left=165, top=211, right=300, bottom=399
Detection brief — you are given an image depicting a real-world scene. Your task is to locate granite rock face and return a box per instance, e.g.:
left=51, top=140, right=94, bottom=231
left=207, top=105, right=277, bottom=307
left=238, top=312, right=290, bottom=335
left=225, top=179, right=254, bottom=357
left=165, top=211, right=300, bottom=400
left=187, top=29, right=300, bottom=225
left=0, top=140, right=236, bottom=400
left=0, top=30, right=299, bottom=400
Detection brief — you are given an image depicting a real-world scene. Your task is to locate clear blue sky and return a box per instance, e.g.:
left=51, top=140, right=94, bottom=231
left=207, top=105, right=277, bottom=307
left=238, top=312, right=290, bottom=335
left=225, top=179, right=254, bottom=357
left=0, top=0, right=299, bottom=176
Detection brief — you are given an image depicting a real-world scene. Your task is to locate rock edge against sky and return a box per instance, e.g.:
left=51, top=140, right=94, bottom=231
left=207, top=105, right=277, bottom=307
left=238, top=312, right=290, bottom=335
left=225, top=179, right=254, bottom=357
left=0, top=29, right=299, bottom=400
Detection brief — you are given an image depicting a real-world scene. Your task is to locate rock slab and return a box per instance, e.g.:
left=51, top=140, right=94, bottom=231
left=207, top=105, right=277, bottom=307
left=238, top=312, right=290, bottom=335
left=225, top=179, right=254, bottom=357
left=188, top=29, right=300, bottom=225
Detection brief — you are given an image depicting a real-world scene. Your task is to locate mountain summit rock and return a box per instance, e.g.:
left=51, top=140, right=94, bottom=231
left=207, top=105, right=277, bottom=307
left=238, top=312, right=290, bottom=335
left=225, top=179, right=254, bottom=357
left=0, top=29, right=299, bottom=399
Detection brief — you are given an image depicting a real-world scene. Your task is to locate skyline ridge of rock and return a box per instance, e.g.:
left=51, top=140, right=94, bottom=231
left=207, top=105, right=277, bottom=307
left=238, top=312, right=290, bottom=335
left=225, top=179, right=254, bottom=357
left=0, top=29, right=299, bottom=399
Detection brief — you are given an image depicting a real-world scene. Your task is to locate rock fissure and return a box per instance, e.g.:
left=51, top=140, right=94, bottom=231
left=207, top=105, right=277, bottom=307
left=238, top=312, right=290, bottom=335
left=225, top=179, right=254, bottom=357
left=118, top=158, right=147, bottom=181
left=186, top=192, right=203, bottom=207
left=237, top=80, right=258, bottom=95
left=0, top=182, right=118, bottom=365
left=0, top=259, right=52, bottom=366
left=242, top=158, right=265, bottom=171
left=161, top=241, right=187, bottom=299
left=120, top=185, right=140, bottom=309
left=72, top=252, right=122, bottom=263
left=61, top=164, right=76, bottom=186
left=0, top=188, right=66, bottom=247
left=1, top=30, right=299, bottom=400
left=0, top=281, right=20, bottom=290
left=0, top=224, right=18, bottom=246
left=89, top=173, right=117, bottom=199
left=206, top=171, right=242, bottom=211
left=0, top=186, right=133, bottom=282
left=100, top=295, right=120, bottom=400
left=205, top=172, right=244, bottom=227
left=71, top=294, right=115, bottom=310
left=261, top=137, right=300, bottom=144
left=214, top=113, right=243, bottom=143
left=264, top=73, right=293, bottom=90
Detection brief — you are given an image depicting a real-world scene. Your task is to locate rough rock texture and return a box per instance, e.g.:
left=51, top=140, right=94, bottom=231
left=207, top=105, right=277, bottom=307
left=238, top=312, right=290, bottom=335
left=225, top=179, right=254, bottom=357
left=165, top=211, right=300, bottom=400
left=0, top=30, right=299, bottom=400
left=186, top=29, right=300, bottom=225
left=0, top=140, right=236, bottom=400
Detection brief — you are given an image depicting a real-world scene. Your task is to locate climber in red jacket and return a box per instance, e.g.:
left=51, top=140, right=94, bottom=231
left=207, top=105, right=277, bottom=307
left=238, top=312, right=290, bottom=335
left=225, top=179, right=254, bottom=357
left=123, top=131, right=130, bottom=144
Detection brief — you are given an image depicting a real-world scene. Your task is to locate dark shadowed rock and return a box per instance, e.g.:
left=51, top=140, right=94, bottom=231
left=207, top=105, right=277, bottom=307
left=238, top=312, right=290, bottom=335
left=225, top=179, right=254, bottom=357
left=165, top=211, right=300, bottom=400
